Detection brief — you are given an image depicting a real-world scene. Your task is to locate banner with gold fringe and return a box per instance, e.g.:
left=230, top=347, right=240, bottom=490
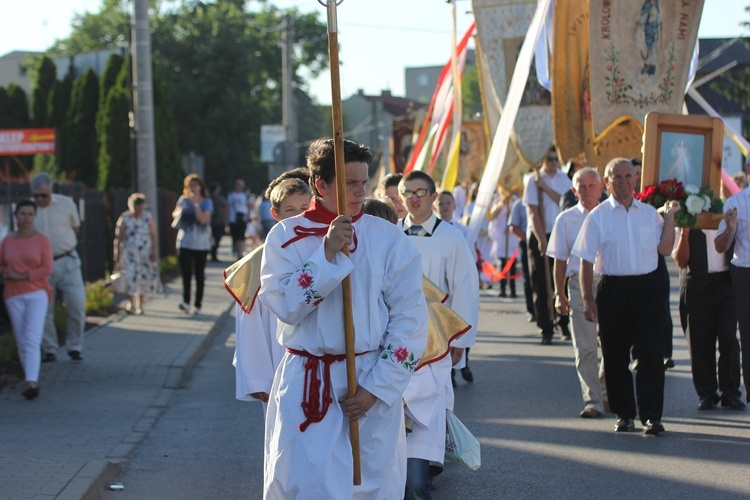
left=472, top=0, right=554, bottom=167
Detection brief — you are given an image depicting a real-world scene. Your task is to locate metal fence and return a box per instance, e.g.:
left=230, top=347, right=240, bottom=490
left=0, top=182, right=179, bottom=282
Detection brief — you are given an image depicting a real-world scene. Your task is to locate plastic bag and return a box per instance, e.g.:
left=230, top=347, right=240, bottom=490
left=445, top=409, right=481, bottom=470
left=110, top=272, right=127, bottom=294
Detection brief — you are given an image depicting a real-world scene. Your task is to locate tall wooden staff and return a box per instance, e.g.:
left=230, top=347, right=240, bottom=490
left=320, top=0, right=361, bottom=486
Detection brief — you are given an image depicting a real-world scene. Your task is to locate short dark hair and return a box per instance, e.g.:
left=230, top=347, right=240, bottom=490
left=381, top=173, right=403, bottom=190
left=400, top=170, right=436, bottom=194
left=15, top=199, right=37, bottom=215
left=306, top=139, right=373, bottom=198
left=270, top=178, right=311, bottom=211
left=362, top=197, right=398, bottom=224
left=630, top=157, right=642, bottom=167
left=438, top=190, right=454, bottom=200
left=265, top=167, right=311, bottom=199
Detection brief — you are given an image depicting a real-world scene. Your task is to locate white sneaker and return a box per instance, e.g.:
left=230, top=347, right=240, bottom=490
left=179, top=302, right=190, bottom=314
left=193, top=308, right=202, bottom=316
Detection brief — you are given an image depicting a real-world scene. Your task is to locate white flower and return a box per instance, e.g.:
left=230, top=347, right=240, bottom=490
left=685, top=194, right=706, bottom=215
left=702, top=195, right=712, bottom=209
left=684, top=184, right=700, bottom=195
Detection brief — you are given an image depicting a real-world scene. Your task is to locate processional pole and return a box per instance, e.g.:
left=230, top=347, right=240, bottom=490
left=319, top=0, right=361, bottom=486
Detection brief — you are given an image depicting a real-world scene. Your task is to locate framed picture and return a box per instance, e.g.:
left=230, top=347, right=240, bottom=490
left=640, top=113, right=724, bottom=197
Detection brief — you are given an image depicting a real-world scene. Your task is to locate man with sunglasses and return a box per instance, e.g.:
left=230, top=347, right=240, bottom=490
left=30, top=173, right=86, bottom=362
left=523, top=145, right=573, bottom=344
left=398, top=170, right=478, bottom=498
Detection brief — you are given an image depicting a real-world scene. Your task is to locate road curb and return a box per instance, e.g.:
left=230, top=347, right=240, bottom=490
left=70, top=299, right=234, bottom=499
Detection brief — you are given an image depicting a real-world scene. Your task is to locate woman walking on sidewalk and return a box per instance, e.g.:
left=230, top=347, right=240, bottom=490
left=0, top=200, right=53, bottom=400
left=114, top=193, right=160, bottom=315
left=173, top=174, right=213, bottom=315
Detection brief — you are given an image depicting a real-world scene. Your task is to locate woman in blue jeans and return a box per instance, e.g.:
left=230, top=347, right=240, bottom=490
left=172, top=174, right=213, bottom=315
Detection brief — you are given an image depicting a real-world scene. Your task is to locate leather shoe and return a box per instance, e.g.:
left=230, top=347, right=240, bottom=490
left=460, top=366, right=474, bottom=383
left=643, top=420, right=665, bottom=436
left=664, top=358, right=675, bottom=369
left=68, top=350, right=83, bottom=361
left=22, top=386, right=40, bottom=400
left=721, top=396, right=746, bottom=410
left=698, top=398, right=716, bottom=411
left=42, top=353, right=56, bottom=363
left=614, top=418, right=635, bottom=432
left=580, top=408, right=602, bottom=419
left=541, top=335, right=552, bottom=345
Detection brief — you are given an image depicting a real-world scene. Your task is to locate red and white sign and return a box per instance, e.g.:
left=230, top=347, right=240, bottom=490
left=0, top=128, right=56, bottom=156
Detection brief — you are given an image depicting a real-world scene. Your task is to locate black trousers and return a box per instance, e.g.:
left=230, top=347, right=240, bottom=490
left=210, top=225, right=224, bottom=260
left=730, top=265, right=750, bottom=403
left=179, top=248, right=208, bottom=308
left=519, top=240, right=534, bottom=316
left=528, top=233, right=568, bottom=336
left=498, top=257, right=517, bottom=294
left=597, top=271, right=665, bottom=423
left=683, top=272, right=741, bottom=401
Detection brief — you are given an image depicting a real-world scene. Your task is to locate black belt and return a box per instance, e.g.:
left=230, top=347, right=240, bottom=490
left=53, top=250, right=75, bottom=261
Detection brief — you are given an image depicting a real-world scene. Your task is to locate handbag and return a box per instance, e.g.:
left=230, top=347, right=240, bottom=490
left=171, top=211, right=183, bottom=230
left=110, top=271, right=127, bottom=294
left=445, top=409, right=481, bottom=470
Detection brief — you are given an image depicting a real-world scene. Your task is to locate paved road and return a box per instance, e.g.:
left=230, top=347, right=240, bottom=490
left=102, top=265, right=750, bottom=499
left=103, top=310, right=265, bottom=499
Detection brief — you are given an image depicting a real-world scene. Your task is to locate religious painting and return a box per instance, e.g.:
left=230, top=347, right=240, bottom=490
left=641, top=113, right=724, bottom=197
left=657, top=132, right=704, bottom=186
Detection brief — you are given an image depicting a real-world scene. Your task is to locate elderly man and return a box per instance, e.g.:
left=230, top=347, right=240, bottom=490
left=523, top=146, right=573, bottom=344
left=715, top=178, right=750, bottom=404
left=572, top=158, right=679, bottom=435
left=548, top=167, right=608, bottom=419
left=31, top=173, right=86, bottom=362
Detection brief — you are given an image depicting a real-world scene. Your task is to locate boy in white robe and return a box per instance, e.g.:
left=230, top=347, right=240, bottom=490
left=259, top=139, right=428, bottom=499
left=225, top=177, right=312, bottom=403
left=399, top=171, right=479, bottom=498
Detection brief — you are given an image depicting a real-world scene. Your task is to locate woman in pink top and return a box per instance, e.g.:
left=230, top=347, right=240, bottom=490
left=0, top=200, right=53, bottom=400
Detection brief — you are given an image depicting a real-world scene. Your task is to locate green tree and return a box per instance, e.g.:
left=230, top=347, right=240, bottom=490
left=152, top=63, right=183, bottom=190
left=97, top=53, right=125, bottom=133
left=98, top=85, right=131, bottom=190
left=35, top=72, right=75, bottom=175
left=51, top=1, right=329, bottom=193
left=2, top=84, right=31, bottom=127
left=65, top=68, right=100, bottom=185
left=31, top=57, right=58, bottom=127
left=48, top=0, right=131, bottom=57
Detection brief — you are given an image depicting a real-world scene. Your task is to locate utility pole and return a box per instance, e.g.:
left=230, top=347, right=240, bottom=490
left=132, top=0, right=159, bottom=254
left=281, top=14, right=298, bottom=170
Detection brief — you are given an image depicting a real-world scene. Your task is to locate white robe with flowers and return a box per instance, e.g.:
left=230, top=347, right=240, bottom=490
left=401, top=220, right=479, bottom=463
left=259, top=212, right=428, bottom=500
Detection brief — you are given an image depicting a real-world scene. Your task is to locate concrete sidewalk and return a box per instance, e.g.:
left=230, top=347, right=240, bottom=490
left=0, top=256, right=235, bottom=500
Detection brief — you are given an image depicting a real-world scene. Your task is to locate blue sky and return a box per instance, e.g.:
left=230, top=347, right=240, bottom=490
left=1, top=0, right=748, bottom=104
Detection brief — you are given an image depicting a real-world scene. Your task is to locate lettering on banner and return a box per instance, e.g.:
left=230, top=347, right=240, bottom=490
left=601, top=0, right=611, bottom=40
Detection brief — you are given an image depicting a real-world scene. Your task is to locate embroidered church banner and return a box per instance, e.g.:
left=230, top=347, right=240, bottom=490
left=472, top=0, right=554, bottom=167
left=588, top=0, right=704, bottom=138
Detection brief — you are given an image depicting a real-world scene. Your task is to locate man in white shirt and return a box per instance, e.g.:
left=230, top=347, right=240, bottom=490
left=399, top=170, right=479, bottom=498
left=523, top=146, right=573, bottom=344
left=31, top=173, right=86, bottom=362
left=572, top=158, right=679, bottom=435
left=715, top=185, right=750, bottom=404
left=548, top=167, right=607, bottom=419
left=674, top=227, right=745, bottom=410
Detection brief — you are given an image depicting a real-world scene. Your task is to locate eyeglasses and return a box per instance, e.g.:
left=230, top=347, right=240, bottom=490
left=400, top=188, right=430, bottom=199
left=547, top=156, right=559, bottom=162
left=32, top=193, right=50, bottom=199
